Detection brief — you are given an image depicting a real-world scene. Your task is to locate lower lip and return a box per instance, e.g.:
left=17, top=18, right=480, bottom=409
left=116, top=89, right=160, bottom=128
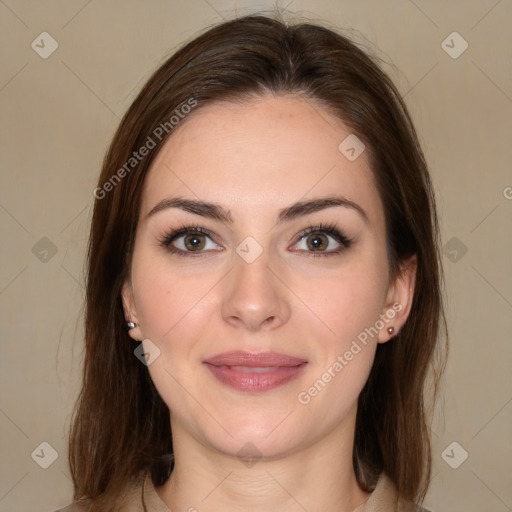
left=204, top=363, right=308, bottom=392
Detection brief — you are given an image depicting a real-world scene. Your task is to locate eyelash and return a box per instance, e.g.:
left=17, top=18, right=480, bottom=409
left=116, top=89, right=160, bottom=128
left=158, top=222, right=353, bottom=258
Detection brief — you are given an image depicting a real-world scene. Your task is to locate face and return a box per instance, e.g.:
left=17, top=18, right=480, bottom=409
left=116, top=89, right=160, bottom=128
left=122, top=94, right=415, bottom=460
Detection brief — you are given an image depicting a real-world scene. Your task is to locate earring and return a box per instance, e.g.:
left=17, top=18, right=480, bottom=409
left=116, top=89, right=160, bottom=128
left=387, top=327, right=395, bottom=335
left=126, top=321, right=136, bottom=330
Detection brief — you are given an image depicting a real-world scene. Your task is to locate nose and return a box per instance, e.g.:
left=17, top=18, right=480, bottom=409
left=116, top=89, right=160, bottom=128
left=221, top=249, right=291, bottom=332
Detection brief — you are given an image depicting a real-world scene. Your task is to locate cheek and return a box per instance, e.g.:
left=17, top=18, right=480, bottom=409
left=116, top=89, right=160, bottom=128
left=130, top=244, right=224, bottom=373
left=294, top=253, right=389, bottom=350
left=131, top=247, right=219, bottom=341
left=328, top=275, right=385, bottom=343
left=130, top=250, right=219, bottom=418
left=295, top=274, right=384, bottom=424
left=287, top=261, right=386, bottom=407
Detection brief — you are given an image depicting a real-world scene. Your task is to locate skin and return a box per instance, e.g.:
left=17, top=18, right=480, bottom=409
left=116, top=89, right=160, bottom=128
left=122, top=93, right=417, bottom=512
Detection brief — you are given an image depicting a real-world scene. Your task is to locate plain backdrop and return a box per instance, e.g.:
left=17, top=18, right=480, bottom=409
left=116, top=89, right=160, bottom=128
left=0, top=1, right=511, bottom=511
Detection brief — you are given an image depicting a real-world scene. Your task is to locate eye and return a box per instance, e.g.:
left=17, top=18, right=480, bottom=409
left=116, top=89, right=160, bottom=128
left=290, top=223, right=353, bottom=257
left=159, top=226, right=222, bottom=256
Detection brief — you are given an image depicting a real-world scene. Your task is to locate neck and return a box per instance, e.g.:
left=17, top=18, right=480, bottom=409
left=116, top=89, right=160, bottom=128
left=155, top=409, right=371, bottom=512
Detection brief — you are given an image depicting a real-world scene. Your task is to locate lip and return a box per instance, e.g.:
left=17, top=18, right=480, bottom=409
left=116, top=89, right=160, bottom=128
left=203, top=351, right=308, bottom=392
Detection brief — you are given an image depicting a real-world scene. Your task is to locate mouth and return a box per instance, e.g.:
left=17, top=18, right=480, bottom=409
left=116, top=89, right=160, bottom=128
left=202, top=351, right=308, bottom=392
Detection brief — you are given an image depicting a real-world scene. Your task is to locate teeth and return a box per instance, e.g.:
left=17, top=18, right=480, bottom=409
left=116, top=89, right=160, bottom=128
left=230, top=366, right=278, bottom=373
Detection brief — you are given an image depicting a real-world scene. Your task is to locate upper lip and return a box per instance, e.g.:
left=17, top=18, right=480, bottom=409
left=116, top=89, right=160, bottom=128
left=203, top=351, right=307, bottom=367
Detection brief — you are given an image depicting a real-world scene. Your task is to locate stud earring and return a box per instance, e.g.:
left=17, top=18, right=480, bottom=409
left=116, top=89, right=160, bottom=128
left=126, top=321, right=136, bottom=330
left=387, top=327, right=395, bottom=335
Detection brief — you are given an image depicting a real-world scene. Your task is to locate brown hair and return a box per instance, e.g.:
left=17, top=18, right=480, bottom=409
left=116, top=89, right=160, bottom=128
left=68, top=12, right=448, bottom=511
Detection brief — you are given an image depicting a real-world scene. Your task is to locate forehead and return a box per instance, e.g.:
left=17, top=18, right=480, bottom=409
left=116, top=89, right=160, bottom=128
left=140, top=94, right=383, bottom=225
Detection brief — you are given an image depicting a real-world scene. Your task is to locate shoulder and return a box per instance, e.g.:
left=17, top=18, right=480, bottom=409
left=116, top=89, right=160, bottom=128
left=49, top=501, right=92, bottom=512
left=49, top=472, right=146, bottom=512
left=364, top=473, right=432, bottom=512
left=400, top=504, right=432, bottom=512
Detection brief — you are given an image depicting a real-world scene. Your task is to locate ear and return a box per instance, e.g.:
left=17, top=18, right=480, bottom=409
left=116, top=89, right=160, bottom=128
left=377, top=254, right=417, bottom=344
left=121, top=279, right=143, bottom=341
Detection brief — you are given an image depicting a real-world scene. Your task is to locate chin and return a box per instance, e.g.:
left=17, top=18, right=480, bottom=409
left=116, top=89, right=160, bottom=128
left=193, top=404, right=319, bottom=462
left=206, top=428, right=301, bottom=463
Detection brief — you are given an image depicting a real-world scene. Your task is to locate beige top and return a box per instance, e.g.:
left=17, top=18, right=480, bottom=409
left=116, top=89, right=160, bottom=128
left=54, top=471, right=427, bottom=512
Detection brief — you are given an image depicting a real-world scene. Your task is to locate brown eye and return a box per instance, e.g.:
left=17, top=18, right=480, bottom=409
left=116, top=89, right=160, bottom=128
left=160, top=226, right=222, bottom=256
left=306, top=233, right=329, bottom=251
left=290, top=223, right=353, bottom=257
left=183, top=233, right=206, bottom=251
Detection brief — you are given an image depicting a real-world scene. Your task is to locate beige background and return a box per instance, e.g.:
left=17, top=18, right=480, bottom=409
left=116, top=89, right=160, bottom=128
left=1, top=1, right=511, bottom=511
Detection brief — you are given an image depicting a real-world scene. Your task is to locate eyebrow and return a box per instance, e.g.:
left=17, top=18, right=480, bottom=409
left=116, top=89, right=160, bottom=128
left=146, top=196, right=369, bottom=225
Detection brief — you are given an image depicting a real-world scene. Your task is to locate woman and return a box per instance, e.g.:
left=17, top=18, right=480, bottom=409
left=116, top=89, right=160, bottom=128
left=57, top=12, right=447, bottom=512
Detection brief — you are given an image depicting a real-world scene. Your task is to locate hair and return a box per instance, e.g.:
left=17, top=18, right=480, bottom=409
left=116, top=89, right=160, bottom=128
left=68, top=12, right=448, bottom=511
